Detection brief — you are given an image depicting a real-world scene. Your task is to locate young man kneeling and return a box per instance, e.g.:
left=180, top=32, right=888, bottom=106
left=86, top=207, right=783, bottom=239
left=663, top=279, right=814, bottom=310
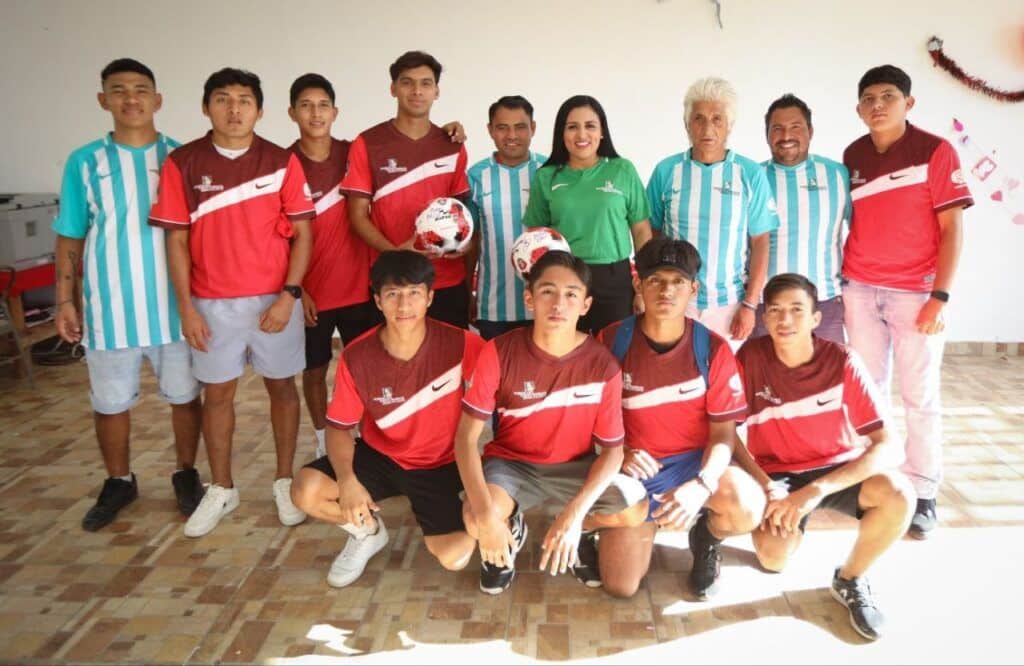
left=291, top=251, right=484, bottom=587
left=733, top=273, right=914, bottom=640
left=456, top=251, right=648, bottom=595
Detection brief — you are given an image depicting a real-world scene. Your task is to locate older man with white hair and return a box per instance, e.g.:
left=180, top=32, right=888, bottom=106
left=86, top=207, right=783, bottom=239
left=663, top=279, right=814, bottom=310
left=646, top=77, right=779, bottom=346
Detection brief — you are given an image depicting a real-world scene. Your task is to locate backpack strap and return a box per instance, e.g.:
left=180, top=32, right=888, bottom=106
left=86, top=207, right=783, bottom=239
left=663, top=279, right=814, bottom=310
left=611, top=315, right=636, bottom=363
left=691, top=319, right=712, bottom=387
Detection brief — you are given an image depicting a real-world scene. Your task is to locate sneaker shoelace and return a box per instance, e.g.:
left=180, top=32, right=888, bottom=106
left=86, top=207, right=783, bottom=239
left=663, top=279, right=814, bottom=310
left=841, top=577, right=876, bottom=610
left=339, top=527, right=381, bottom=561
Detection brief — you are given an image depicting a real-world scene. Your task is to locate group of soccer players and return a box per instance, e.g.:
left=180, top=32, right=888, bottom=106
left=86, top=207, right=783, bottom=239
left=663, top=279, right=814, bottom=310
left=53, top=50, right=971, bottom=642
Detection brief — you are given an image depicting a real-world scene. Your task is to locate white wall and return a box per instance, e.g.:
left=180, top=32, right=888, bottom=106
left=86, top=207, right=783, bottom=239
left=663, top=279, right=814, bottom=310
left=2, top=0, right=1022, bottom=341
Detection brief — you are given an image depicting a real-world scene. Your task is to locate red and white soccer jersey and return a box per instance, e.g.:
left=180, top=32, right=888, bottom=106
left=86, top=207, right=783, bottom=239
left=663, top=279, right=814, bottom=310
left=735, top=336, right=885, bottom=474
left=843, top=123, right=973, bottom=292
left=598, top=318, right=747, bottom=459
left=149, top=132, right=314, bottom=299
left=290, top=139, right=371, bottom=311
left=340, top=121, right=470, bottom=289
left=462, top=328, right=624, bottom=464
left=326, top=319, right=485, bottom=470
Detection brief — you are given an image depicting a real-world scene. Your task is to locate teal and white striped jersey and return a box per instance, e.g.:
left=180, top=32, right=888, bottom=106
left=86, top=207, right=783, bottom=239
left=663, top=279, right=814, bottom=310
left=762, top=154, right=850, bottom=300
left=647, top=150, right=779, bottom=309
left=52, top=133, right=182, bottom=350
left=467, top=152, right=546, bottom=322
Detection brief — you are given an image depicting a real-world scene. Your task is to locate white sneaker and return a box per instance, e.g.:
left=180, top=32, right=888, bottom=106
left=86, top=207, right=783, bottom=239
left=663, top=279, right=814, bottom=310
left=327, top=516, right=389, bottom=588
left=183, top=484, right=239, bottom=537
left=272, top=478, right=306, bottom=526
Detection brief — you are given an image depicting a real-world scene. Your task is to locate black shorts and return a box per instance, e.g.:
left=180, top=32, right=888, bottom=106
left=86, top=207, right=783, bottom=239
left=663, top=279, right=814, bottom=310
left=579, top=259, right=633, bottom=334
left=427, top=283, right=470, bottom=329
left=770, top=464, right=865, bottom=532
left=302, top=438, right=465, bottom=536
left=304, top=302, right=381, bottom=369
left=475, top=319, right=531, bottom=341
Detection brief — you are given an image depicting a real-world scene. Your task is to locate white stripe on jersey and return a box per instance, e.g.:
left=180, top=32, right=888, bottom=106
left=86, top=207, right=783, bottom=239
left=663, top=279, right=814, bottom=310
left=851, top=164, right=928, bottom=201
left=684, top=162, right=700, bottom=248
left=721, top=162, right=742, bottom=305
left=191, top=168, right=287, bottom=222
left=96, top=147, right=128, bottom=348
left=499, top=382, right=605, bottom=419
left=148, top=148, right=173, bottom=345
left=314, top=185, right=345, bottom=216
left=621, top=377, right=706, bottom=410
left=118, top=148, right=150, bottom=347
left=375, top=363, right=462, bottom=430
left=375, top=152, right=459, bottom=202
left=746, top=383, right=843, bottom=426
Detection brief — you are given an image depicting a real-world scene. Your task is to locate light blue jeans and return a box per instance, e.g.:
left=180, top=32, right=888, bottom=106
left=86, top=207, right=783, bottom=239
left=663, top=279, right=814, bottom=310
left=85, top=340, right=200, bottom=414
left=842, top=280, right=945, bottom=499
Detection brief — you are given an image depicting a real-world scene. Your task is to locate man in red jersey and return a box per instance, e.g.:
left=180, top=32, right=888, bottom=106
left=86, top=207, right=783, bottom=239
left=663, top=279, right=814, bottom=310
left=151, top=68, right=313, bottom=538
left=841, top=65, right=973, bottom=540
left=290, top=251, right=484, bottom=587
left=596, top=238, right=764, bottom=600
left=456, top=250, right=648, bottom=596
left=732, top=273, right=914, bottom=641
left=341, top=51, right=474, bottom=329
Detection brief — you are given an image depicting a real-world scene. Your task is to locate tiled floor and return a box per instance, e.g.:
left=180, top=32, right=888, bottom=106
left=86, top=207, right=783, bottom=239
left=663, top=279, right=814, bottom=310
left=1, top=353, right=1022, bottom=664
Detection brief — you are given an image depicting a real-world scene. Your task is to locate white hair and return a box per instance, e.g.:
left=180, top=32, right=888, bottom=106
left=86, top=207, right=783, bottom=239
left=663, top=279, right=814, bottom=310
left=683, top=77, right=738, bottom=129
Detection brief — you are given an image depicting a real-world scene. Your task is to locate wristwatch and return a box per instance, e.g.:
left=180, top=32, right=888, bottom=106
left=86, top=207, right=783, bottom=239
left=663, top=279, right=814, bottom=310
left=696, top=470, right=718, bottom=495
left=282, top=284, right=302, bottom=299
left=930, top=290, right=950, bottom=303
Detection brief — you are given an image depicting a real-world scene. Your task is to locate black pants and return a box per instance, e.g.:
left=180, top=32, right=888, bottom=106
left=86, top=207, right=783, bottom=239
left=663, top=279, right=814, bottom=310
left=579, top=259, right=633, bottom=334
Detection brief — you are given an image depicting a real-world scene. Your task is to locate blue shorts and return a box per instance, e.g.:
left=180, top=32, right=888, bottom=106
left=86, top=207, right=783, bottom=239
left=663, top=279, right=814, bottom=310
left=641, top=449, right=704, bottom=521
left=85, top=340, right=200, bottom=414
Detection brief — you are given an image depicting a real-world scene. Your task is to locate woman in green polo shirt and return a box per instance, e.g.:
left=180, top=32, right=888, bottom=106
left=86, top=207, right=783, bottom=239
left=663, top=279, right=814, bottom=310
left=523, top=95, right=652, bottom=333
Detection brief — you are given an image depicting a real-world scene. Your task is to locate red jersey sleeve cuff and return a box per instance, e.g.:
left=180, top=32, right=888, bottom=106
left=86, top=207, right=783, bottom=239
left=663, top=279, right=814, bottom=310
left=854, top=418, right=884, bottom=436
left=287, top=209, right=315, bottom=222
left=461, top=400, right=491, bottom=420
left=934, top=196, right=974, bottom=213
left=709, top=407, right=748, bottom=423
left=148, top=216, right=190, bottom=229
left=326, top=416, right=359, bottom=431
left=593, top=434, right=624, bottom=448
left=339, top=187, right=371, bottom=199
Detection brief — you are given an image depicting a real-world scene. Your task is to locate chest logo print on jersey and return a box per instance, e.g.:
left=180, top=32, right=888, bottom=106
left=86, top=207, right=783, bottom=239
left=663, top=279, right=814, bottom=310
left=596, top=180, right=623, bottom=195
left=801, top=177, right=821, bottom=191
left=850, top=170, right=866, bottom=185
left=713, top=181, right=740, bottom=196
left=513, top=381, right=547, bottom=400
left=551, top=183, right=569, bottom=191
left=755, top=384, right=782, bottom=405
left=623, top=373, right=645, bottom=393
left=373, top=387, right=406, bottom=405
left=380, top=159, right=408, bottom=174
left=194, top=175, right=225, bottom=193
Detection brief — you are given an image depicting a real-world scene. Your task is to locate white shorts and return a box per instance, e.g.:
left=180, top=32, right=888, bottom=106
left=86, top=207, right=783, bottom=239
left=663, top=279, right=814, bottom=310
left=191, top=295, right=304, bottom=384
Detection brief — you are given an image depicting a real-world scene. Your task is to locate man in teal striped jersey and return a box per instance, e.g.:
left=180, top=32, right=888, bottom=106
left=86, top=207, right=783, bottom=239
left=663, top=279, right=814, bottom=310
left=646, top=77, right=779, bottom=348
left=467, top=96, right=547, bottom=340
left=53, top=59, right=204, bottom=532
left=753, top=94, right=850, bottom=343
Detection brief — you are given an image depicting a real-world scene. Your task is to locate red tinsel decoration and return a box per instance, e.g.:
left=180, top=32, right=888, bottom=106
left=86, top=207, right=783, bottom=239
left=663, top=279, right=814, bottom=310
left=927, top=36, right=1024, bottom=102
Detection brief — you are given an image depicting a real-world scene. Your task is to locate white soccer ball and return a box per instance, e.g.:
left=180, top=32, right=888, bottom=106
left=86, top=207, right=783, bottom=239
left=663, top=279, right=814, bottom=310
left=414, top=197, right=474, bottom=256
left=510, top=227, right=572, bottom=281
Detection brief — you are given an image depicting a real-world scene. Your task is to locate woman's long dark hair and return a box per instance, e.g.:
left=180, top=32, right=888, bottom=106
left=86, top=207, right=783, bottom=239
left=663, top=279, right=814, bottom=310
left=543, top=95, right=620, bottom=168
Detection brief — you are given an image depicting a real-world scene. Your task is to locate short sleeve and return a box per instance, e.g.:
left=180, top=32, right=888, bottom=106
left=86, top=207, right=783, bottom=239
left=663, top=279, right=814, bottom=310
left=148, top=157, right=191, bottom=228
left=843, top=349, right=885, bottom=435
left=325, top=357, right=364, bottom=429
left=282, top=153, right=315, bottom=220
left=450, top=145, right=470, bottom=198
left=646, top=164, right=666, bottom=232
left=592, top=371, right=625, bottom=447
left=745, top=166, right=780, bottom=237
left=623, top=160, right=652, bottom=224
left=928, top=140, right=974, bottom=212
left=461, top=331, right=486, bottom=382
left=52, top=154, right=89, bottom=239
left=706, top=340, right=748, bottom=422
left=462, top=340, right=501, bottom=419
left=339, top=135, right=373, bottom=199
left=521, top=170, right=551, bottom=228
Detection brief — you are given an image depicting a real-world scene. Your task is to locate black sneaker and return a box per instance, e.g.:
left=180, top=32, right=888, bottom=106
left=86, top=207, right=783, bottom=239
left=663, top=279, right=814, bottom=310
left=830, top=568, right=885, bottom=641
left=569, top=530, right=602, bottom=588
left=907, top=498, right=937, bottom=540
left=171, top=468, right=206, bottom=516
left=479, top=510, right=527, bottom=595
left=688, top=514, right=722, bottom=600
left=81, top=475, right=139, bottom=532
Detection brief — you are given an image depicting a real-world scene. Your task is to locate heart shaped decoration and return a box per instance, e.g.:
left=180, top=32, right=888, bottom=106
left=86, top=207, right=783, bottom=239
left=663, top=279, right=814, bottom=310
left=991, top=190, right=1004, bottom=202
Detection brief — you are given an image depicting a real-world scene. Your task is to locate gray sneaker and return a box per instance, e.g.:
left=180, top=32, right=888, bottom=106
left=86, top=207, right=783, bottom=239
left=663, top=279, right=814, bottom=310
left=830, top=568, right=885, bottom=641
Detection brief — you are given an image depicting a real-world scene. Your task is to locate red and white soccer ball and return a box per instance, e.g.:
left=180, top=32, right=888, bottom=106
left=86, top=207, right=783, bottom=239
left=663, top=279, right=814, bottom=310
left=414, top=197, right=474, bottom=256
left=509, top=227, right=572, bottom=281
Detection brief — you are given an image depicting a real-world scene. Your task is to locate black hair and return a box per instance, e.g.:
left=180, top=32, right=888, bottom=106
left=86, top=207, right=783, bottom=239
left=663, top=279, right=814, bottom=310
left=526, top=250, right=591, bottom=294
left=858, top=65, right=912, bottom=98
left=203, top=68, right=263, bottom=109
left=543, top=95, right=620, bottom=168
left=488, top=95, right=534, bottom=123
left=101, top=58, right=155, bottom=87
left=763, top=273, right=819, bottom=312
left=370, top=250, right=435, bottom=294
left=290, top=73, right=335, bottom=107
left=764, top=93, right=813, bottom=135
left=389, top=51, right=442, bottom=83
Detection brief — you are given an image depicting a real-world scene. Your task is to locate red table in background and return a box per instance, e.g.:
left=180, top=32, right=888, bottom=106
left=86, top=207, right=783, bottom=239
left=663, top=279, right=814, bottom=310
left=3, top=259, right=56, bottom=336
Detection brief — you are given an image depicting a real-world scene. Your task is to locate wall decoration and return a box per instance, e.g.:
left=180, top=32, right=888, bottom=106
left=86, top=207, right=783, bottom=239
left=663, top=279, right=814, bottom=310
left=928, top=36, right=1024, bottom=102
left=949, top=117, right=1024, bottom=225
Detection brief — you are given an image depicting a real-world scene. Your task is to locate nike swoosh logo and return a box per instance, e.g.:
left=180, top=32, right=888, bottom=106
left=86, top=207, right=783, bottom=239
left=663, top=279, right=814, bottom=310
left=434, top=162, right=446, bottom=168
left=255, top=181, right=273, bottom=189
left=679, top=387, right=697, bottom=395
left=817, top=398, right=835, bottom=406
left=889, top=173, right=908, bottom=180
left=552, top=183, right=569, bottom=190
left=573, top=392, right=594, bottom=399
left=432, top=380, right=451, bottom=392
